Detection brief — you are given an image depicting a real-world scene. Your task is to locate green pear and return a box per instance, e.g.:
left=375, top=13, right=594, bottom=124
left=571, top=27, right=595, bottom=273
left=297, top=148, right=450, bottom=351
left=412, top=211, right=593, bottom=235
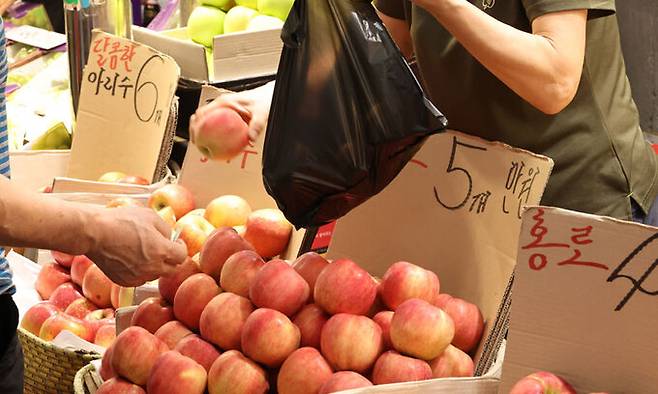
left=200, top=0, right=235, bottom=12
left=235, top=0, right=258, bottom=9
left=188, top=6, right=226, bottom=47
left=224, top=5, right=258, bottom=33
left=257, top=0, right=294, bottom=21
left=30, top=122, right=71, bottom=150
left=246, top=14, right=284, bottom=31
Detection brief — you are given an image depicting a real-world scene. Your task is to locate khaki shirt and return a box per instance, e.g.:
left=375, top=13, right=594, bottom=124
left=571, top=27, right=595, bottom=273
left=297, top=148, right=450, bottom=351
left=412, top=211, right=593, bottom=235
left=374, top=0, right=658, bottom=220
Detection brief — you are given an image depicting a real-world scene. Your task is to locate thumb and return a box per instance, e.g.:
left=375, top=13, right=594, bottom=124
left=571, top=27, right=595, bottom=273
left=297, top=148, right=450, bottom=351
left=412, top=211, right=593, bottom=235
left=164, top=239, right=188, bottom=267
left=248, top=114, right=267, bottom=143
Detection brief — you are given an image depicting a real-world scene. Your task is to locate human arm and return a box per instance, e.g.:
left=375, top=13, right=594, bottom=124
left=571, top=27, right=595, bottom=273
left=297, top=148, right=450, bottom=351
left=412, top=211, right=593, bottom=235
left=0, top=176, right=187, bottom=286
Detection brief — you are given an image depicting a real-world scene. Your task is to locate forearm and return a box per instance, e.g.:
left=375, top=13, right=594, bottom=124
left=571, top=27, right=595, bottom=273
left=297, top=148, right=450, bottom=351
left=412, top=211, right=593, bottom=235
left=421, top=0, right=585, bottom=114
left=0, top=176, right=98, bottom=254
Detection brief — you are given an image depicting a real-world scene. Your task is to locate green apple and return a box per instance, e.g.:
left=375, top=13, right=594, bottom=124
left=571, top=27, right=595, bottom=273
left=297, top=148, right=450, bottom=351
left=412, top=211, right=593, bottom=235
left=188, top=6, right=226, bottom=47
left=246, top=14, right=284, bottom=31
left=30, top=122, right=71, bottom=150
left=257, top=0, right=294, bottom=21
left=200, top=0, right=235, bottom=12
left=235, top=0, right=258, bottom=9
left=224, top=5, right=258, bottom=33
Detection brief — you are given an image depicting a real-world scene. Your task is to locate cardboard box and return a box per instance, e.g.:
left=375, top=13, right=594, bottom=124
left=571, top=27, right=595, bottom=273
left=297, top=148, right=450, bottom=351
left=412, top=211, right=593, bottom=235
left=322, top=131, right=553, bottom=393
left=500, top=207, right=658, bottom=393
left=132, top=26, right=283, bottom=83
left=9, top=149, right=70, bottom=192
left=50, top=175, right=171, bottom=195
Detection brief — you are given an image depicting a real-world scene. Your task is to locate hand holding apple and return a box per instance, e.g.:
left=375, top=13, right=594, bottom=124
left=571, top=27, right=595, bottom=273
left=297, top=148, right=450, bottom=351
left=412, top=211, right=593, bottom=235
left=510, top=371, right=577, bottom=394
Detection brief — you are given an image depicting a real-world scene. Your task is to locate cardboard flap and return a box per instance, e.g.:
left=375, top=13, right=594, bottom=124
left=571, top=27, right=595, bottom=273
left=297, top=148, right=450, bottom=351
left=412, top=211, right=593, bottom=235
left=327, top=131, right=553, bottom=372
left=51, top=176, right=171, bottom=194
left=212, top=28, right=282, bottom=82
left=68, top=30, right=180, bottom=182
left=500, top=207, right=658, bottom=393
left=47, top=192, right=150, bottom=206
left=9, top=149, right=70, bottom=192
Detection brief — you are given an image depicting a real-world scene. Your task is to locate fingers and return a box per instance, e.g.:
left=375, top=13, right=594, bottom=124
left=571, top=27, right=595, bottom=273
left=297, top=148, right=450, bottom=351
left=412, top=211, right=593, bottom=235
left=248, top=113, right=268, bottom=142
left=163, top=239, right=188, bottom=267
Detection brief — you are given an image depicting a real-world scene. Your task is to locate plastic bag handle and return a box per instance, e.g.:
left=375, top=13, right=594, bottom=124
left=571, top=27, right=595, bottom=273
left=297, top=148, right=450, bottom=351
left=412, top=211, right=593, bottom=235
left=281, top=0, right=306, bottom=48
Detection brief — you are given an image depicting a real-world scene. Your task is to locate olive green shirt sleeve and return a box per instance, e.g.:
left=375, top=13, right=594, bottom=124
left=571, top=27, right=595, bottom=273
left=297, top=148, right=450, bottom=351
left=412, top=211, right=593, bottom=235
left=373, top=0, right=406, bottom=20
left=522, top=0, right=615, bottom=22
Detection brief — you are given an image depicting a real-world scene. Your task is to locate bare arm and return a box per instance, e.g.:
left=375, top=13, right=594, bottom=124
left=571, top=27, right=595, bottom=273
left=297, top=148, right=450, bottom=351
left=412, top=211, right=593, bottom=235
left=413, top=0, right=587, bottom=114
left=377, top=11, right=414, bottom=60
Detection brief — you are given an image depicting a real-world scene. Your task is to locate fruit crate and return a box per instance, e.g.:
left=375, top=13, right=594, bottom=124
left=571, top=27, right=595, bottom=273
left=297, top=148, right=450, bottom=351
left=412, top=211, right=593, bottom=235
left=18, top=327, right=101, bottom=394
left=73, top=363, right=102, bottom=394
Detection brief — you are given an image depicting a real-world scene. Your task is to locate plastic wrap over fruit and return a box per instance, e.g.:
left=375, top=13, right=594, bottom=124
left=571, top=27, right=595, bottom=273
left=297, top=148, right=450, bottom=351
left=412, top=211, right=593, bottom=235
left=262, top=0, right=447, bottom=228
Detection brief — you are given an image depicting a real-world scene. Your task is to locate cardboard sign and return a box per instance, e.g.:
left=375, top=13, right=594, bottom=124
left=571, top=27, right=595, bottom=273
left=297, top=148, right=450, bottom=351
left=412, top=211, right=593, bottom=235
left=500, top=207, right=658, bottom=393
left=68, top=30, right=180, bottom=182
left=326, top=131, right=553, bottom=388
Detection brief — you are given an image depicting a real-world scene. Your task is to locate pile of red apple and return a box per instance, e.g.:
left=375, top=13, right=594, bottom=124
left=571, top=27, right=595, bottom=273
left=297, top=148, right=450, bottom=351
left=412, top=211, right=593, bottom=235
left=20, top=251, right=128, bottom=348
left=97, top=248, right=485, bottom=393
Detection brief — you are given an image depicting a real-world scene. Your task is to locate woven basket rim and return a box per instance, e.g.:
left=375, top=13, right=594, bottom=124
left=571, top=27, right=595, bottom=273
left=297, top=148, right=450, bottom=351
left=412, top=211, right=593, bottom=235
left=18, top=327, right=102, bottom=358
left=73, top=363, right=97, bottom=394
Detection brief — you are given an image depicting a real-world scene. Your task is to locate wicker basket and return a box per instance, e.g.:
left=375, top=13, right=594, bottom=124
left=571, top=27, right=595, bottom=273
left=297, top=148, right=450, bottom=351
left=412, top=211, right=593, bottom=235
left=73, top=363, right=103, bottom=394
left=18, top=328, right=101, bottom=394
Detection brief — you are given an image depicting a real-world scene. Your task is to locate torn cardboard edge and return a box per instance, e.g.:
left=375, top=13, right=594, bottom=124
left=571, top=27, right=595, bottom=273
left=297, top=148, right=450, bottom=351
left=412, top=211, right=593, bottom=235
left=51, top=176, right=172, bottom=195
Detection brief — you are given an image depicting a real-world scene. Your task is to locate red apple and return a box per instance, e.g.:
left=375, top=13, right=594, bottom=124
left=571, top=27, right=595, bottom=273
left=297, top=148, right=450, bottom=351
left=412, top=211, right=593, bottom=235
left=292, top=304, right=329, bottom=349
left=249, top=259, right=310, bottom=317
left=372, top=350, right=432, bottom=384
left=147, top=350, right=207, bottom=394
left=430, top=344, right=474, bottom=378
left=510, top=371, right=577, bottom=394
left=173, top=273, right=221, bottom=331
left=51, top=250, right=75, bottom=268
left=65, top=298, right=99, bottom=319
left=98, top=171, right=126, bottom=183
left=318, top=371, right=373, bottom=394
left=84, top=309, right=115, bottom=338
left=39, top=313, right=93, bottom=342
left=156, top=206, right=177, bottom=228
left=97, top=377, right=145, bottom=394
left=175, top=334, right=221, bottom=372
left=118, top=175, right=150, bottom=185
left=82, top=264, right=113, bottom=308
left=442, top=297, right=485, bottom=353
left=94, top=323, right=116, bottom=348
left=390, top=299, right=454, bottom=360
left=110, top=283, right=120, bottom=309
left=320, top=313, right=383, bottom=373
left=199, top=226, right=255, bottom=281
left=48, top=282, right=83, bottom=310
left=373, top=311, right=394, bottom=350
left=292, top=252, right=330, bottom=298
left=241, top=308, right=300, bottom=368
left=314, top=259, right=377, bottom=315
left=130, top=297, right=174, bottom=334
left=111, top=326, right=169, bottom=385
left=158, top=256, right=201, bottom=304
left=193, top=107, right=250, bottom=161
left=20, top=301, right=59, bottom=336
left=35, top=262, right=71, bottom=300
left=278, top=347, right=333, bottom=394
left=380, top=261, right=440, bottom=310
left=176, top=214, right=215, bottom=257
left=199, top=292, right=254, bottom=350
left=149, top=184, right=195, bottom=219
left=434, top=293, right=453, bottom=309
left=106, top=197, right=144, bottom=208
left=154, top=320, right=194, bottom=349
left=70, top=256, right=94, bottom=286
left=207, top=350, right=269, bottom=394
left=243, top=209, right=293, bottom=258
left=219, top=250, right=264, bottom=298
left=100, top=344, right=117, bottom=380
left=205, top=195, right=252, bottom=228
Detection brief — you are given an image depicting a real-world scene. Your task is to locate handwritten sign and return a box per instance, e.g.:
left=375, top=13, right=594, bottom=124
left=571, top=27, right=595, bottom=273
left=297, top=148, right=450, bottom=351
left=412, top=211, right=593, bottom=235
left=501, top=207, right=658, bottom=393
left=68, top=30, right=180, bottom=181
left=326, top=131, right=553, bottom=377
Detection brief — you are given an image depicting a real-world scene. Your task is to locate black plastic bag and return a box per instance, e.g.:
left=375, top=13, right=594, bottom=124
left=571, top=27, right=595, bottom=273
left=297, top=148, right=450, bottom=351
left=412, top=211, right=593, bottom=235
left=262, top=0, right=447, bottom=228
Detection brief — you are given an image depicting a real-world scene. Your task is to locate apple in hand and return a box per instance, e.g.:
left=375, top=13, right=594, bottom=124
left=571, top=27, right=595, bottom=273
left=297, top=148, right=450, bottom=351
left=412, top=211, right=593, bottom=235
left=175, top=214, right=215, bottom=257
left=175, top=334, right=221, bottom=372
left=131, top=297, right=174, bottom=334
left=97, top=377, right=145, bottom=394
left=147, top=351, right=207, bottom=394
left=292, top=252, right=330, bottom=299
left=111, top=326, right=169, bottom=385
left=51, top=250, right=75, bottom=268
left=49, top=282, right=83, bottom=310
left=149, top=184, right=195, bottom=220
left=278, top=347, right=333, bottom=394
left=318, top=371, right=373, bottom=394
left=65, top=298, right=98, bottom=319
left=70, top=256, right=94, bottom=286
left=158, top=256, right=201, bottom=304
left=320, top=313, right=383, bottom=373
left=199, top=226, right=255, bottom=281
left=20, top=301, right=59, bottom=336
left=441, top=296, right=485, bottom=353
left=249, top=259, right=310, bottom=317
left=314, top=259, right=377, bottom=315
left=82, top=265, right=113, bottom=308
left=39, top=313, right=93, bottom=342
left=156, top=206, right=177, bottom=228
left=35, top=262, right=71, bottom=300
left=390, top=299, right=454, bottom=361
left=373, top=311, right=394, bottom=350
left=155, top=320, right=194, bottom=349
left=208, top=350, right=269, bottom=394
left=241, top=308, right=300, bottom=368
left=243, top=209, right=293, bottom=258
left=224, top=5, right=258, bottom=33
left=193, top=106, right=249, bottom=161
left=94, top=323, right=116, bottom=348
left=205, top=195, right=252, bottom=228
left=200, top=292, right=254, bottom=350
left=510, top=371, right=577, bottom=394
left=380, top=261, right=440, bottom=310
left=219, top=250, right=264, bottom=298
left=292, top=304, right=329, bottom=349
left=372, top=350, right=432, bottom=385
left=173, top=273, right=221, bottom=331
left=430, top=344, right=474, bottom=378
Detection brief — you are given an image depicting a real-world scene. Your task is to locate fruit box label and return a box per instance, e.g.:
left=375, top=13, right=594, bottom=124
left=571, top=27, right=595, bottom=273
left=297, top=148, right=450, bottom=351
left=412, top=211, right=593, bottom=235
left=68, top=30, right=180, bottom=182
left=501, top=207, right=658, bottom=393
left=326, top=131, right=553, bottom=386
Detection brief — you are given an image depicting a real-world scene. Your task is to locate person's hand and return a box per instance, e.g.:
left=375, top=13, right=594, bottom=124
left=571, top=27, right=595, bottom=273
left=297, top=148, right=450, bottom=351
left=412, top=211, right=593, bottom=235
left=85, top=206, right=188, bottom=287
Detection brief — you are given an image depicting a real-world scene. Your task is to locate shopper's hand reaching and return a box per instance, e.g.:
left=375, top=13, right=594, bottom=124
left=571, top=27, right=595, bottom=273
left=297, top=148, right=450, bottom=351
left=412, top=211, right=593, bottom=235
left=85, top=206, right=188, bottom=287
